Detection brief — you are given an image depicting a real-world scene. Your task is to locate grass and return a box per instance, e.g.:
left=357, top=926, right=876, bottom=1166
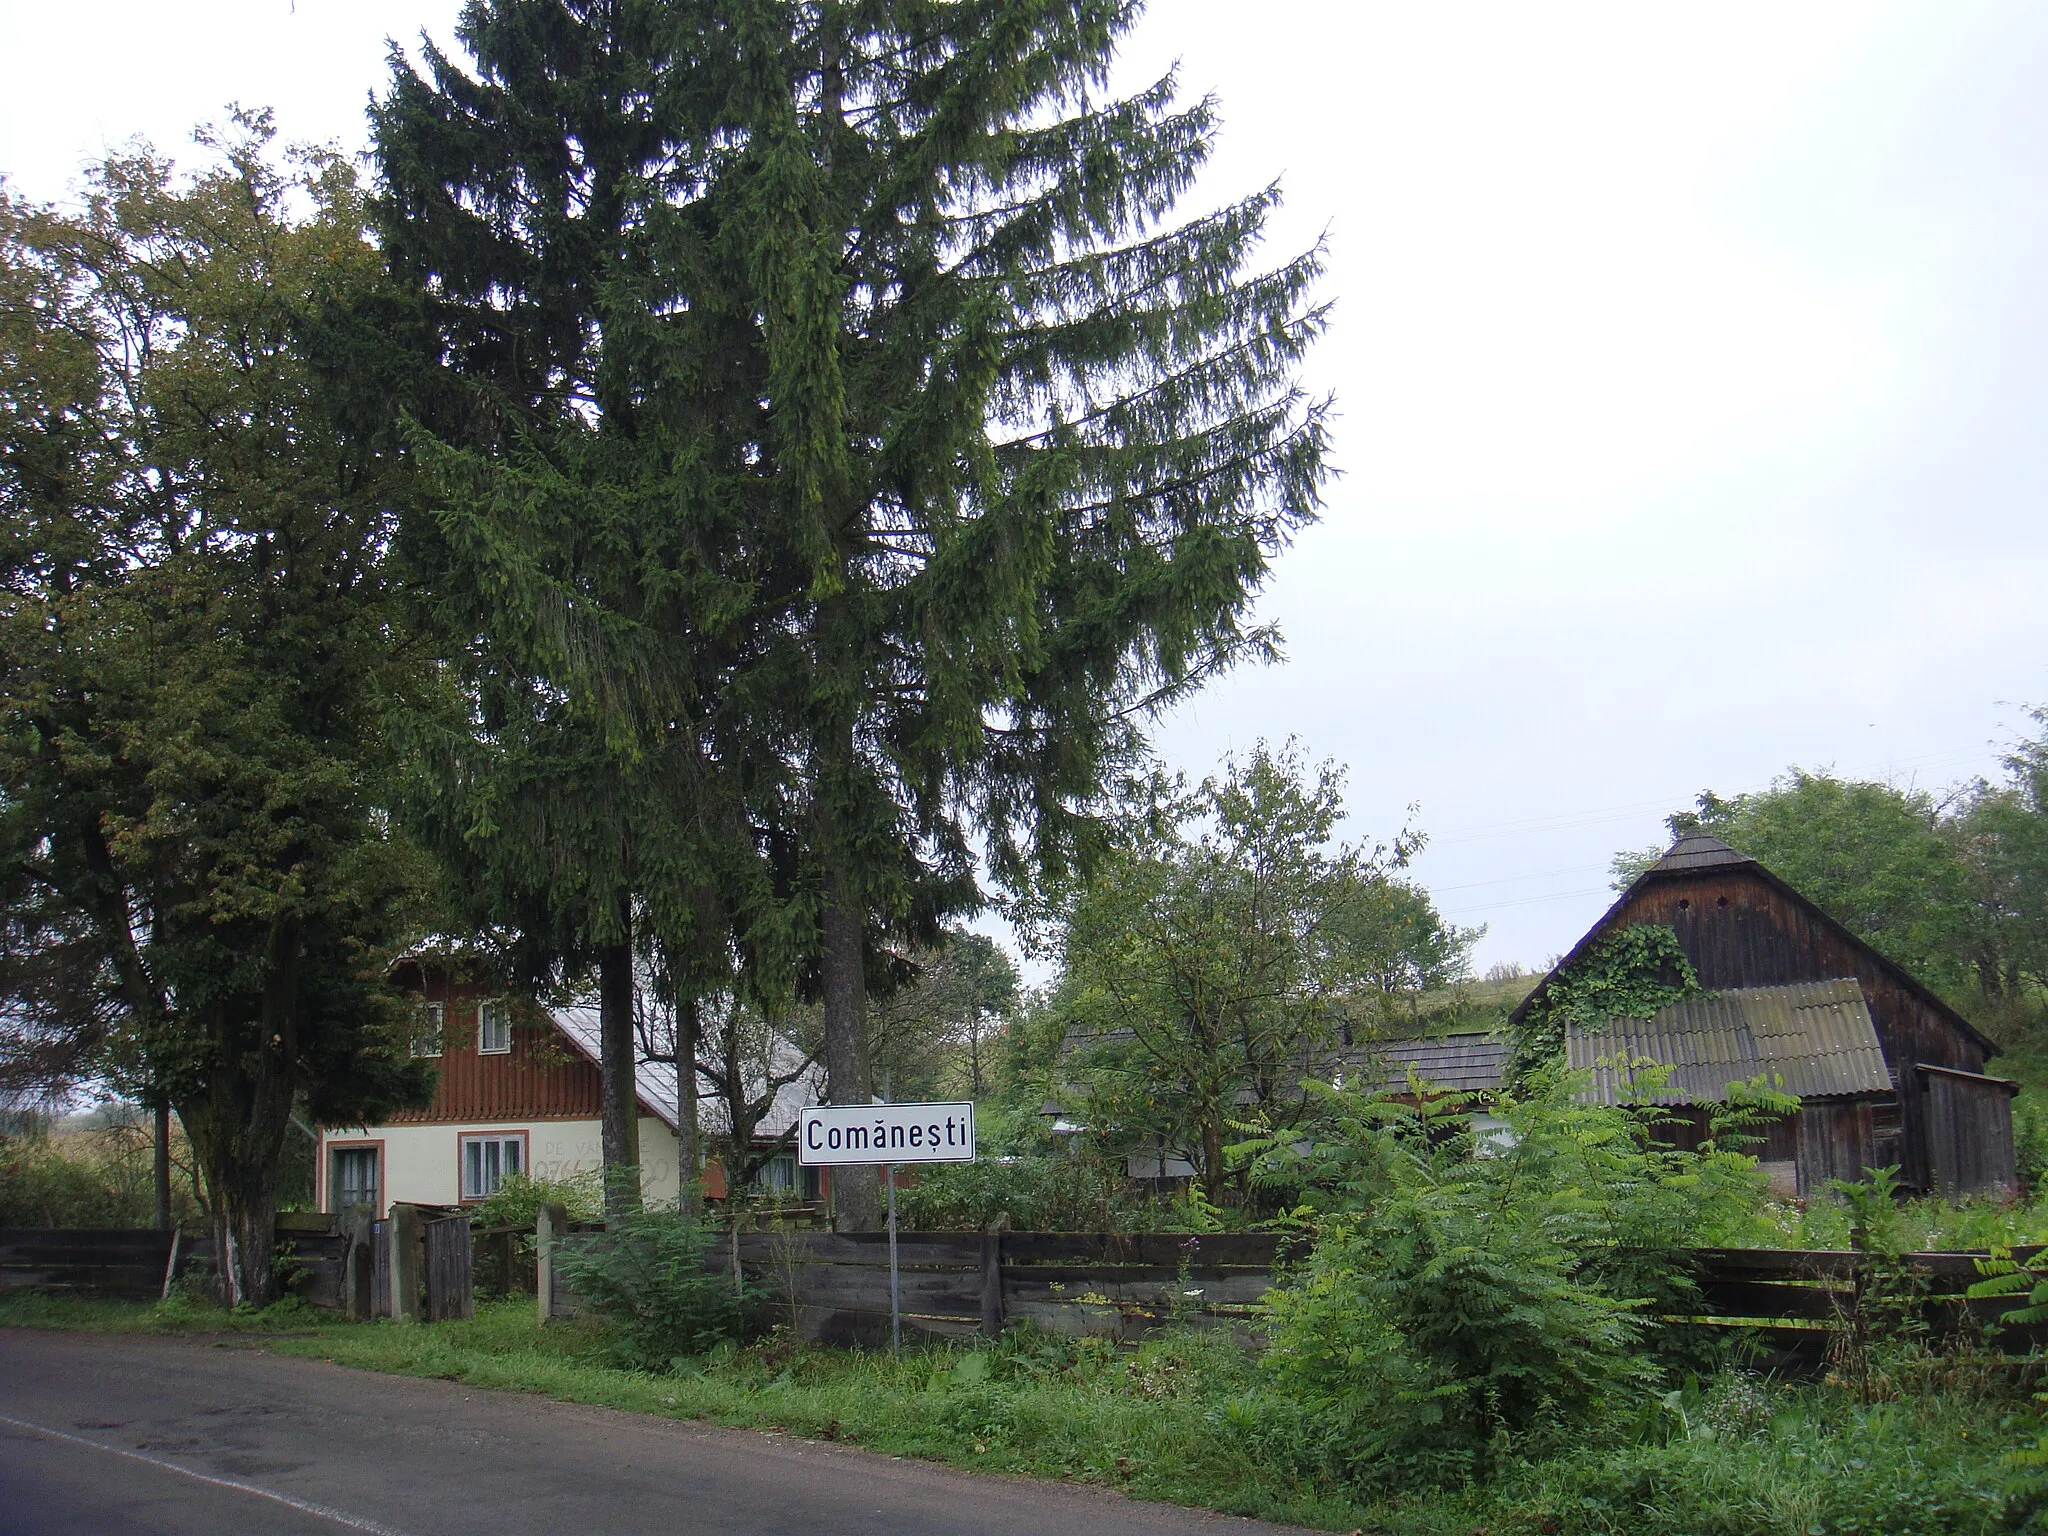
left=0, top=1293, right=2036, bottom=1535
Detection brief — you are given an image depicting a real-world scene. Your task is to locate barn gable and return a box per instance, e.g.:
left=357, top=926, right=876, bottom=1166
left=1510, top=833, right=2013, bottom=1194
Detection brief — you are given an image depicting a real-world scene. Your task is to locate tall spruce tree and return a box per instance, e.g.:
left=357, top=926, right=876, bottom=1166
left=373, top=0, right=1327, bottom=1227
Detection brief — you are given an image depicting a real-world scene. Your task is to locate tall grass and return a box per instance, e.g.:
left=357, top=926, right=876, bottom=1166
left=3, top=1293, right=2023, bottom=1535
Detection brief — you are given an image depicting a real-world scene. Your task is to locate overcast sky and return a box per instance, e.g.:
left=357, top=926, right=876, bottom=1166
left=5, top=2, right=2045, bottom=971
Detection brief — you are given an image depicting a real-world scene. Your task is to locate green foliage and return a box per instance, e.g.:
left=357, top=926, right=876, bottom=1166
left=0, top=1134, right=147, bottom=1228
left=552, top=1204, right=751, bottom=1371
left=866, top=932, right=1022, bottom=1103
left=1058, top=741, right=1472, bottom=1202
left=1251, top=1069, right=1783, bottom=1485
left=1, top=119, right=438, bottom=1299
left=370, top=0, right=1332, bottom=1236
left=468, top=1170, right=603, bottom=1230
left=1510, top=924, right=1705, bottom=1083
left=893, top=1155, right=1129, bottom=1233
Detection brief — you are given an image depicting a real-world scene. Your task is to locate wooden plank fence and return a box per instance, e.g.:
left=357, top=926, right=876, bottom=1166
left=13, top=1216, right=2047, bottom=1363
left=541, top=1228, right=1310, bottom=1345
left=0, top=1228, right=175, bottom=1298
left=537, top=1228, right=2048, bottom=1356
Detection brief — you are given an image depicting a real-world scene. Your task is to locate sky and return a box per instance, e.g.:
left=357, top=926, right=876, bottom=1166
left=5, top=1, right=2046, bottom=971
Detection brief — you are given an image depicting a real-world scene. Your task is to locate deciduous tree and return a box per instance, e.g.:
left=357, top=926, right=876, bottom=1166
left=1058, top=743, right=1444, bottom=1202
left=0, top=122, right=435, bottom=1301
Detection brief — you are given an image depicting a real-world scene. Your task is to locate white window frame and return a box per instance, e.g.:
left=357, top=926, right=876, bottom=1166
left=477, top=998, right=511, bottom=1055
left=459, top=1131, right=527, bottom=1201
left=412, top=1002, right=445, bottom=1059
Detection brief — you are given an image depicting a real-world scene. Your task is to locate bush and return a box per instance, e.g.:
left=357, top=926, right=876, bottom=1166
left=1250, top=1067, right=1785, bottom=1485
left=468, top=1170, right=602, bottom=1230
left=552, top=1203, right=751, bottom=1370
left=892, top=1154, right=1129, bottom=1231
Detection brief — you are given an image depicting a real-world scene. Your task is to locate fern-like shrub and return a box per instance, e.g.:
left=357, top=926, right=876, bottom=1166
left=1251, top=1067, right=1786, bottom=1486
left=553, top=1204, right=752, bottom=1370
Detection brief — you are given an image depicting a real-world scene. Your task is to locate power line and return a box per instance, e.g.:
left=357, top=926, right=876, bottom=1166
left=1443, top=885, right=1616, bottom=916
left=1430, top=862, right=1613, bottom=893
left=1427, top=743, right=1998, bottom=847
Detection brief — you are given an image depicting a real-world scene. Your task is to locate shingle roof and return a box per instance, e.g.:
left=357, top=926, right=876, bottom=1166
left=1649, top=832, right=1747, bottom=872
left=1568, top=979, right=1893, bottom=1105
left=1359, top=1033, right=1511, bottom=1094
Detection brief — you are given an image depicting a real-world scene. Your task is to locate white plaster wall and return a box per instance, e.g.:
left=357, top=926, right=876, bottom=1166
left=323, top=1115, right=682, bottom=1212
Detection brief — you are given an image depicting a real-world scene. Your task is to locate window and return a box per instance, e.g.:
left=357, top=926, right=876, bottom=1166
left=753, top=1154, right=822, bottom=1203
left=460, top=1133, right=525, bottom=1200
left=331, top=1146, right=380, bottom=1215
left=411, top=1002, right=444, bottom=1058
left=477, top=999, right=511, bottom=1054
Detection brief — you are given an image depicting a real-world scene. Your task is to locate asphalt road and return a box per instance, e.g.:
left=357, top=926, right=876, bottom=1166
left=0, top=1330, right=1316, bottom=1536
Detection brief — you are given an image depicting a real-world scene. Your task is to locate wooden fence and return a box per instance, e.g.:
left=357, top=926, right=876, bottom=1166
left=1684, top=1245, right=2048, bottom=1366
left=1, top=1209, right=471, bottom=1321
left=0, top=1228, right=176, bottom=1298
left=535, top=1227, right=2048, bottom=1357
left=540, top=1227, right=1308, bottom=1345
left=14, top=1216, right=2048, bottom=1364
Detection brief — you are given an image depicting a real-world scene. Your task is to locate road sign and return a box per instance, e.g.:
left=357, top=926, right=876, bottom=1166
left=799, top=1100, right=976, bottom=1354
left=797, top=1102, right=975, bottom=1166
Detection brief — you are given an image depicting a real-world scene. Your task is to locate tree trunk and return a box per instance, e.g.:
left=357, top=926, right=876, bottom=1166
left=1201, top=1116, right=1225, bottom=1207
left=677, top=997, right=701, bottom=1218
left=153, top=1103, right=173, bottom=1231
left=822, top=860, right=879, bottom=1230
left=182, top=1094, right=291, bottom=1308
left=599, top=920, right=640, bottom=1218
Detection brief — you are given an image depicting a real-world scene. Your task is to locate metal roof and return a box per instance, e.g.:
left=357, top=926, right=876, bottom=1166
left=549, top=1006, right=824, bottom=1138
left=1568, top=979, right=1893, bottom=1105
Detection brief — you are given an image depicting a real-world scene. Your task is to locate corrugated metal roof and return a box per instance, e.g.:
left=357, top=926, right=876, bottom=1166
left=1568, top=979, right=1892, bottom=1105
left=549, top=1008, right=825, bottom=1139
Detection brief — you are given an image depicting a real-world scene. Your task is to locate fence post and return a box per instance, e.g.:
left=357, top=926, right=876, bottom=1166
left=535, top=1202, right=566, bottom=1324
left=343, top=1210, right=372, bottom=1321
left=388, top=1203, right=422, bottom=1323
left=979, top=1230, right=1005, bottom=1338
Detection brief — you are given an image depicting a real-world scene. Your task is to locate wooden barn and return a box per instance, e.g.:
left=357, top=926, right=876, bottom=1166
left=1508, top=832, right=2018, bottom=1198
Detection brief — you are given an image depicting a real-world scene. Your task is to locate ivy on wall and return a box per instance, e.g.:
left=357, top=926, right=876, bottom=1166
left=1509, top=924, right=1707, bottom=1084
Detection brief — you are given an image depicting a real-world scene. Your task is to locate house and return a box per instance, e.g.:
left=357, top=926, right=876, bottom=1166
left=315, top=958, right=825, bottom=1219
left=1498, top=832, right=2018, bottom=1198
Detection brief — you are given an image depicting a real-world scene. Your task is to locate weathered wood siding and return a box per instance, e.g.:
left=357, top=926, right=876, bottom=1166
left=423, top=1213, right=475, bottom=1321
left=1608, top=867, right=1999, bottom=1191
left=1922, top=1066, right=2020, bottom=1199
left=1794, top=1100, right=1878, bottom=1195
left=0, top=1229, right=172, bottom=1297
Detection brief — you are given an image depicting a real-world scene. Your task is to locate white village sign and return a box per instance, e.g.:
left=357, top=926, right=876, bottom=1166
left=796, top=1102, right=976, bottom=1166
left=798, top=1101, right=975, bottom=1349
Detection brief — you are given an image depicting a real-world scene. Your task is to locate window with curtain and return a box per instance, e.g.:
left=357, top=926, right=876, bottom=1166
left=332, top=1147, right=379, bottom=1213
left=477, top=999, right=511, bottom=1054
left=460, top=1133, right=524, bottom=1199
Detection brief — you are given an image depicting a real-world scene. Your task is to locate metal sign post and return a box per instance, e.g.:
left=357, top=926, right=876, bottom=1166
left=886, top=1163, right=900, bottom=1352
left=798, top=1101, right=975, bottom=1352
